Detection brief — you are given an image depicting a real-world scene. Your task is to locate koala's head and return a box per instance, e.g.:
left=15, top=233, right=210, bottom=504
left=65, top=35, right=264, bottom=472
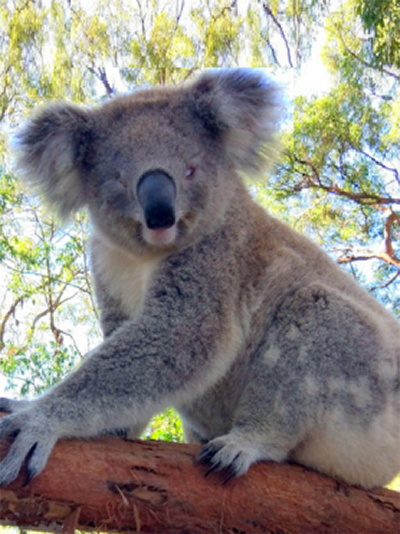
left=15, top=69, right=282, bottom=254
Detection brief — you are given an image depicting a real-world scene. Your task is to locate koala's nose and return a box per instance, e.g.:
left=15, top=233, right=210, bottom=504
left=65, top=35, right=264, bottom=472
left=137, top=170, right=176, bottom=230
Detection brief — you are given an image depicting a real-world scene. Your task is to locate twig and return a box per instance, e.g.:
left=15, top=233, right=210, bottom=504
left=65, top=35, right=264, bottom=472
left=262, top=3, right=294, bottom=68
left=370, top=269, right=400, bottom=292
left=0, top=297, right=24, bottom=352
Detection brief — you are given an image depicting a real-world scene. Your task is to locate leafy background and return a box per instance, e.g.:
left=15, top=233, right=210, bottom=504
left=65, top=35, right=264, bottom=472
left=0, top=0, right=399, bottom=508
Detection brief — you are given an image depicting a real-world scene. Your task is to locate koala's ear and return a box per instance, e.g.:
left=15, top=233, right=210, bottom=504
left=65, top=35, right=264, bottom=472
left=14, top=102, right=93, bottom=220
left=188, top=69, right=283, bottom=173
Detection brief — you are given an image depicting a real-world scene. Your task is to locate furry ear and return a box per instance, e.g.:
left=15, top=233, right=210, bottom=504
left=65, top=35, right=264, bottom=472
left=14, top=102, right=93, bottom=220
left=189, top=69, right=283, bottom=173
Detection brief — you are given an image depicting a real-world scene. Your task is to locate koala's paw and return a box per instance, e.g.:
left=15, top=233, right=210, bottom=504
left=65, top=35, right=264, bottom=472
left=0, top=404, right=58, bottom=487
left=197, top=433, right=264, bottom=483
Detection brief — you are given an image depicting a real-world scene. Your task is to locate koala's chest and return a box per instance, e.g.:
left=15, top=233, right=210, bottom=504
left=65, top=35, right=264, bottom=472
left=94, top=239, right=161, bottom=320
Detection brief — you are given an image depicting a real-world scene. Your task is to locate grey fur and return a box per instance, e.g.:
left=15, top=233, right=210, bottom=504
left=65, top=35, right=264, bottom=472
left=1, top=69, right=399, bottom=488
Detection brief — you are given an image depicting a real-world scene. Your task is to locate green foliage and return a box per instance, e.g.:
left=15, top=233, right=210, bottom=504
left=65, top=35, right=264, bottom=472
left=388, top=473, right=400, bottom=492
left=265, top=0, right=399, bottom=312
left=3, top=340, right=77, bottom=396
left=191, top=0, right=243, bottom=68
left=144, top=408, right=184, bottom=442
left=356, top=0, right=400, bottom=70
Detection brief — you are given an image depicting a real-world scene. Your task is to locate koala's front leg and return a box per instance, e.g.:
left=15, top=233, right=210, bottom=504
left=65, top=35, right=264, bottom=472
left=0, top=273, right=233, bottom=487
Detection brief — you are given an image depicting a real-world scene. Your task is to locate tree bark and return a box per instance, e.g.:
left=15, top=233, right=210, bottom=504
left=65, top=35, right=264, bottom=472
left=0, top=432, right=399, bottom=534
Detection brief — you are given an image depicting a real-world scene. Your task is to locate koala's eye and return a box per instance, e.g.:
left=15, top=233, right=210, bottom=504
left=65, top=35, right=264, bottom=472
left=185, top=166, right=196, bottom=180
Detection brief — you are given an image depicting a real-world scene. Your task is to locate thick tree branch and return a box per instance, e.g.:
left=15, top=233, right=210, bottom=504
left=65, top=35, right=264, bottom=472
left=338, top=209, right=400, bottom=268
left=338, top=250, right=400, bottom=268
left=291, top=156, right=400, bottom=205
left=0, top=431, right=399, bottom=533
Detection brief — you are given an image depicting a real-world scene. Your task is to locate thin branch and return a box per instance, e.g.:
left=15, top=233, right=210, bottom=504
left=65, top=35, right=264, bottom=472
left=212, top=1, right=238, bottom=22
left=0, top=297, right=24, bottom=352
left=181, top=68, right=196, bottom=83
left=349, top=143, right=400, bottom=186
left=265, top=39, right=280, bottom=66
left=0, top=258, right=91, bottom=296
left=51, top=327, right=84, bottom=359
left=11, top=293, right=78, bottom=359
left=135, top=0, right=148, bottom=43
left=97, top=67, right=114, bottom=97
left=87, top=67, right=114, bottom=97
left=262, top=3, right=294, bottom=68
left=291, top=157, right=400, bottom=205
left=370, top=269, right=400, bottom=292
left=176, top=0, right=185, bottom=23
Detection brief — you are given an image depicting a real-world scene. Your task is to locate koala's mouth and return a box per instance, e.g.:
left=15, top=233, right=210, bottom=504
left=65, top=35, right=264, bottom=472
left=142, top=224, right=178, bottom=246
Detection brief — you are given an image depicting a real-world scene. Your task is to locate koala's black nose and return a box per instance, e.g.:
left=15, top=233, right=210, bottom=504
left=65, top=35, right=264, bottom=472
left=137, top=170, right=176, bottom=230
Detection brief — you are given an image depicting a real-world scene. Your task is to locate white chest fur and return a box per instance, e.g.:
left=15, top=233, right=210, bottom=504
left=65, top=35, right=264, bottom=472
left=94, top=238, right=162, bottom=321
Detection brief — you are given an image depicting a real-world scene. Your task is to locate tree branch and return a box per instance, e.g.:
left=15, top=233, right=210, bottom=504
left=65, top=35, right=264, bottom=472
left=370, top=269, right=400, bottom=292
left=349, top=144, right=400, bottom=187
left=0, top=297, right=24, bottom=352
left=87, top=67, right=114, bottom=97
left=262, top=3, right=294, bottom=68
left=291, top=156, right=400, bottom=205
left=338, top=250, right=400, bottom=268
left=0, top=432, right=399, bottom=533
left=337, top=208, right=400, bottom=268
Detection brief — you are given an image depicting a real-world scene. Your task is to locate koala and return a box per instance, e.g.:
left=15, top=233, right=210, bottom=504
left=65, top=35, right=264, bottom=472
left=0, top=69, right=399, bottom=490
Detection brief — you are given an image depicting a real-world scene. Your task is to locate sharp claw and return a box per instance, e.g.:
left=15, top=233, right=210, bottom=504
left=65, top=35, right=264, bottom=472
left=223, top=452, right=243, bottom=483
left=27, top=442, right=38, bottom=458
left=197, top=443, right=220, bottom=465
left=22, top=442, right=38, bottom=486
left=223, top=471, right=236, bottom=485
left=23, top=468, right=36, bottom=487
left=204, top=460, right=222, bottom=477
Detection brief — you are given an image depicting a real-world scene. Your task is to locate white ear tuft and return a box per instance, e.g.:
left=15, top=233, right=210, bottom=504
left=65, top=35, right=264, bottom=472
left=189, top=69, right=283, bottom=173
left=14, top=103, right=92, bottom=220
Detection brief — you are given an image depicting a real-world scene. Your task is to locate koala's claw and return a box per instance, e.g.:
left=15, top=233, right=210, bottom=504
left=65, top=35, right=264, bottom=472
left=0, top=406, right=58, bottom=488
left=197, top=434, right=262, bottom=481
left=197, top=443, right=217, bottom=466
left=222, top=460, right=242, bottom=485
left=204, top=460, right=223, bottom=477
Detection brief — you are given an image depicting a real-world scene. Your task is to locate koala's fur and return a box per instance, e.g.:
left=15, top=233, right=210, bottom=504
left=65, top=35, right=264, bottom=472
left=0, top=70, right=399, bottom=489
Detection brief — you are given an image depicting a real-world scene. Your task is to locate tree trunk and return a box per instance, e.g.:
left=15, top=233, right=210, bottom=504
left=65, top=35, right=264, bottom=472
left=0, top=433, right=399, bottom=533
